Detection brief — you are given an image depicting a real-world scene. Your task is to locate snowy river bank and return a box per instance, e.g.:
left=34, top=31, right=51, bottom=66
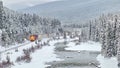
left=0, top=37, right=118, bottom=68
left=46, top=42, right=100, bottom=68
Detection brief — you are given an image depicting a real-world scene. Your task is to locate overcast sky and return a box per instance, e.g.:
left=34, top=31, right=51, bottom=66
left=2, top=0, right=58, bottom=10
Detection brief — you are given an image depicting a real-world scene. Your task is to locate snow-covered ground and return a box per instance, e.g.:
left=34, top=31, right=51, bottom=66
left=0, top=41, right=35, bottom=61
left=0, top=38, right=62, bottom=68
left=0, top=37, right=119, bottom=68
left=65, top=41, right=101, bottom=52
left=11, top=37, right=80, bottom=68
left=97, top=54, right=118, bottom=68
left=0, top=37, right=78, bottom=68
left=65, top=40, right=118, bottom=68
left=12, top=41, right=61, bottom=68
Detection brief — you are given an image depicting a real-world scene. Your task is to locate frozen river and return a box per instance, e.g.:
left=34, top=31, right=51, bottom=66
left=46, top=42, right=100, bottom=68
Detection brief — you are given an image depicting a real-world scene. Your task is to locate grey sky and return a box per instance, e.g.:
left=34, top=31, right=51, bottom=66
left=2, top=0, right=58, bottom=10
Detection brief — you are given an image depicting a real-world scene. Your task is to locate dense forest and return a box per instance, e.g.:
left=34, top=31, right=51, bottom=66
left=85, top=14, right=120, bottom=66
left=0, top=1, right=61, bottom=46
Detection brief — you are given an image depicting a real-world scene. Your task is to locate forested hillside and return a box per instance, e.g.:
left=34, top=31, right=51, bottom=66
left=0, top=1, right=61, bottom=46
left=83, top=14, right=120, bottom=66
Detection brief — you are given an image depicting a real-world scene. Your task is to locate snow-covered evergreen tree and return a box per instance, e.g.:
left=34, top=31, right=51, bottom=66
left=0, top=1, right=3, bottom=29
left=88, top=14, right=120, bottom=58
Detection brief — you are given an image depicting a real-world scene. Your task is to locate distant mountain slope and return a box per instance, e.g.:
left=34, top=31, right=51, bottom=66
left=21, top=0, right=120, bottom=24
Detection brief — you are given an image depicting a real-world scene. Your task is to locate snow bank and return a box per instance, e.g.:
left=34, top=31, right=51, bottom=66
left=65, top=40, right=118, bottom=68
left=1, top=37, right=95, bottom=68
left=10, top=38, right=63, bottom=68
left=97, top=54, right=118, bottom=68
left=0, top=41, right=36, bottom=61
left=65, top=41, right=101, bottom=51
left=12, top=45, right=60, bottom=68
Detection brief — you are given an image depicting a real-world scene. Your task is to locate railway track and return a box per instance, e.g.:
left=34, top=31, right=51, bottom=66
left=0, top=41, right=32, bottom=54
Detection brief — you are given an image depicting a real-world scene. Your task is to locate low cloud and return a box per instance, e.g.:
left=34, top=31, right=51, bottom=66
left=2, top=0, right=58, bottom=10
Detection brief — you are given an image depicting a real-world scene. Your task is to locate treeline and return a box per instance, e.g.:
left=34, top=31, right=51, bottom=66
left=75, top=13, right=120, bottom=65
left=87, top=14, right=120, bottom=58
left=63, top=23, right=88, bottom=28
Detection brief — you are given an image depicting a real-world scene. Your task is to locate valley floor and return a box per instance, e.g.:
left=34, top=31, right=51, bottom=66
left=0, top=36, right=118, bottom=68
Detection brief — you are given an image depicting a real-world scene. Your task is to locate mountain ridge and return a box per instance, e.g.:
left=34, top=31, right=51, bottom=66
left=20, top=0, right=120, bottom=24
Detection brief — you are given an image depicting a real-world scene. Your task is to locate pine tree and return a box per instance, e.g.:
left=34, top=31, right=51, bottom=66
left=0, top=1, right=3, bottom=29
